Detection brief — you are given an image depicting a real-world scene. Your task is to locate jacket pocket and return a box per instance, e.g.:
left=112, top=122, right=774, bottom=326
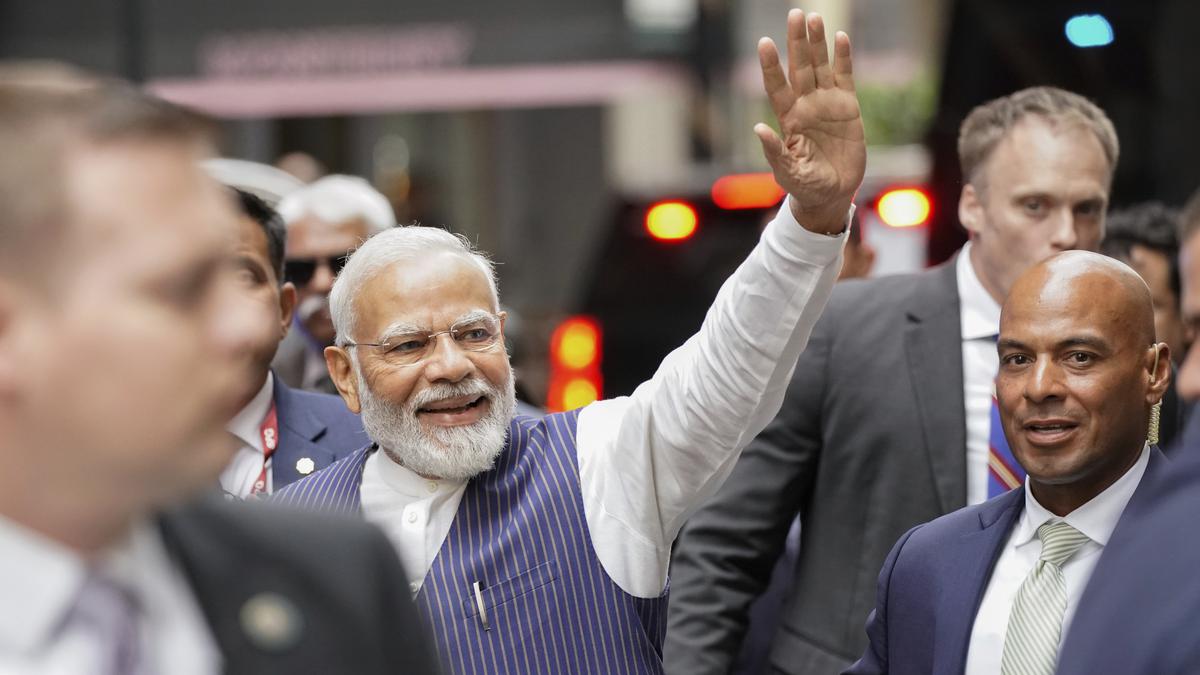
left=461, top=560, right=559, bottom=618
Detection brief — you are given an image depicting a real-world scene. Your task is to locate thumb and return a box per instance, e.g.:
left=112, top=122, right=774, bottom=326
left=754, top=123, right=786, bottom=166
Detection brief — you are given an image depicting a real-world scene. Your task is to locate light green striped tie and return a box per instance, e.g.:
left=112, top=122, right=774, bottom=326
left=1000, top=520, right=1091, bottom=675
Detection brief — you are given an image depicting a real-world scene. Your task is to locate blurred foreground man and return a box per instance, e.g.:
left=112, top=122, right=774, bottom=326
left=205, top=161, right=366, bottom=497
left=667, top=86, right=1119, bottom=673
left=845, top=251, right=1170, bottom=674
left=273, top=174, right=396, bottom=393
left=0, top=66, right=434, bottom=674
left=1056, top=189, right=1200, bottom=674
left=276, top=10, right=862, bottom=674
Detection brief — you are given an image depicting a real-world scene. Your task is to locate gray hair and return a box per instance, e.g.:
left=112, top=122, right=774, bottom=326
left=277, top=174, right=396, bottom=234
left=330, top=225, right=499, bottom=345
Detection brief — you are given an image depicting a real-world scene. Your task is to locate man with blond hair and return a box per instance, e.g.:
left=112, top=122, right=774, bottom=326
left=667, top=85, right=1120, bottom=674
left=0, top=65, right=433, bottom=674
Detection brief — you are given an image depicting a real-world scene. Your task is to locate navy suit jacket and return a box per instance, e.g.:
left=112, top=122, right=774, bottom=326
left=271, top=375, right=367, bottom=491
left=1058, top=429, right=1200, bottom=674
left=845, top=448, right=1168, bottom=675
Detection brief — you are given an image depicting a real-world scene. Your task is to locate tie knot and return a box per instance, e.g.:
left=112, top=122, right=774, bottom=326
left=1036, top=520, right=1090, bottom=567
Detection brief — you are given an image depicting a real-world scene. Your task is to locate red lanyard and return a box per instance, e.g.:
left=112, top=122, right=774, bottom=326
left=250, top=401, right=279, bottom=497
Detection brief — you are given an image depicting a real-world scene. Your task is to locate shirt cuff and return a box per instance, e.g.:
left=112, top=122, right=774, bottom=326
left=763, top=200, right=853, bottom=267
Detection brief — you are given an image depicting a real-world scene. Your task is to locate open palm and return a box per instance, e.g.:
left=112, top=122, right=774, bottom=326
left=756, top=11, right=866, bottom=234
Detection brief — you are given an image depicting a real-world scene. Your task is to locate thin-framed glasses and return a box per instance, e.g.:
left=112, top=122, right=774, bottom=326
left=341, top=312, right=503, bottom=367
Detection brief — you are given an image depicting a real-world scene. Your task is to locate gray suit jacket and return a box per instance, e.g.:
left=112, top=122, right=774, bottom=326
left=666, top=261, right=967, bottom=674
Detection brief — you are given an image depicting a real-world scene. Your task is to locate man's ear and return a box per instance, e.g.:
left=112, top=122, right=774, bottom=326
left=278, top=282, right=297, bottom=339
left=959, top=183, right=984, bottom=237
left=1149, top=342, right=1172, bottom=404
left=325, top=346, right=362, bottom=414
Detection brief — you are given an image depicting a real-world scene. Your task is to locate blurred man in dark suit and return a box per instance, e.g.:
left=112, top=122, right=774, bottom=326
left=0, top=64, right=434, bottom=674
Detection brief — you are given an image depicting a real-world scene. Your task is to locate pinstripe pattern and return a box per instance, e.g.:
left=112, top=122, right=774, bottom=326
left=275, top=411, right=668, bottom=674
left=1000, top=521, right=1091, bottom=675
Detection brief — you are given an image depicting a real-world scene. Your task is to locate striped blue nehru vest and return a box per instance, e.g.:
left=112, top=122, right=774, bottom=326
left=274, top=409, right=668, bottom=674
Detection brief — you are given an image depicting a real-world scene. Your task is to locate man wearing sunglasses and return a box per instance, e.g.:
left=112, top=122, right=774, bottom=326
left=275, top=11, right=862, bottom=673
left=273, top=174, right=395, bottom=394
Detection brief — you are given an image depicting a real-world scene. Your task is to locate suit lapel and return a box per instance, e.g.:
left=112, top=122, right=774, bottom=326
left=270, top=378, right=337, bottom=488
left=158, top=502, right=309, bottom=673
left=904, top=259, right=968, bottom=513
left=932, top=490, right=1024, bottom=675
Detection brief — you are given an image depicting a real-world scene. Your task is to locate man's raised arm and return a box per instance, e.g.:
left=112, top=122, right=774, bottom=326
left=574, top=10, right=867, bottom=598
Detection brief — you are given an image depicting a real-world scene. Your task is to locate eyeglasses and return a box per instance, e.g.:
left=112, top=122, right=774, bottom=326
left=341, top=313, right=503, bottom=367
left=284, top=254, right=349, bottom=286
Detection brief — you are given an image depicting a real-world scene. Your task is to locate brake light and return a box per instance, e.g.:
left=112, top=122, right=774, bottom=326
left=875, top=188, right=932, bottom=228
left=547, top=316, right=603, bottom=412
left=711, top=173, right=785, bottom=210
left=645, top=201, right=698, bottom=242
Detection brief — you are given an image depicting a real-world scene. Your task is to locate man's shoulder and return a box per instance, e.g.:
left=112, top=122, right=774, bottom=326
left=897, top=491, right=1021, bottom=559
left=823, top=263, right=956, bottom=323
left=275, top=378, right=362, bottom=433
left=278, top=381, right=353, bottom=417
left=161, top=496, right=384, bottom=566
left=273, top=445, right=372, bottom=507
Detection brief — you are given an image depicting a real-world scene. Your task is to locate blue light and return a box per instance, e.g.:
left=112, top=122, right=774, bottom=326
left=1065, top=14, right=1114, bottom=48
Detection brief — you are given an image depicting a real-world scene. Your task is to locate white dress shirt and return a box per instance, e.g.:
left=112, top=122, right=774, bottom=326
left=958, top=243, right=1003, bottom=506
left=360, top=200, right=848, bottom=598
left=0, top=515, right=221, bottom=675
left=963, top=444, right=1151, bottom=674
left=221, top=372, right=276, bottom=498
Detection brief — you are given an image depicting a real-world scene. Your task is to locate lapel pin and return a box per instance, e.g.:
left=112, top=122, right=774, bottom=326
left=240, top=592, right=303, bottom=652
left=295, top=457, right=316, bottom=475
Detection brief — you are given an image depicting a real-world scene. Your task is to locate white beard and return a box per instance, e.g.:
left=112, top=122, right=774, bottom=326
left=356, top=369, right=516, bottom=481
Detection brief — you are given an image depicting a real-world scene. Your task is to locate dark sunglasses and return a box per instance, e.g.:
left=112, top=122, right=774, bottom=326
left=284, top=255, right=349, bottom=286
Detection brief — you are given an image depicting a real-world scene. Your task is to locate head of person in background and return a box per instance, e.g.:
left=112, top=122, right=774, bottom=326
left=1100, top=202, right=1186, bottom=365
left=275, top=151, right=326, bottom=184
left=203, top=159, right=302, bottom=405
left=958, top=86, right=1118, bottom=303
left=838, top=209, right=874, bottom=280
left=225, top=189, right=296, bottom=404
left=1172, top=189, right=1200, bottom=402
left=277, top=175, right=396, bottom=350
left=0, top=64, right=258, bottom=549
left=204, top=160, right=367, bottom=498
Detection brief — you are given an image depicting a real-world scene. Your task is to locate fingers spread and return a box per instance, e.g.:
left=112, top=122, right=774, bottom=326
left=786, top=9, right=815, bottom=96
left=759, top=38, right=796, bottom=119
left=807, top=13, right=835, bottom=89
left=833, top=31, right=856, bottom=91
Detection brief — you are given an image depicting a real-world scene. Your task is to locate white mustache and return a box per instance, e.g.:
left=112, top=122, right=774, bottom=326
left=410, top=379, right=495, bottom=412
left=296, top=294, right=329, bottom=321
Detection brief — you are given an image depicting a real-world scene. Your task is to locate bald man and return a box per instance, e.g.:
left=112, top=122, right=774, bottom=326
left=845, top=251, right=1171, bottom=675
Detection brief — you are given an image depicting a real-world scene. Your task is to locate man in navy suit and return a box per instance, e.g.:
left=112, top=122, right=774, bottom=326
left=1055, top=189, right=1200, bottom=674
left=212, top=172, right=366, bottom=497
left=846, top=251, right=1172, bottom=675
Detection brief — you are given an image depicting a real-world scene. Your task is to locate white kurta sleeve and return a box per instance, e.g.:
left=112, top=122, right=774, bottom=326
left=575, top=200, right=850, bottom=597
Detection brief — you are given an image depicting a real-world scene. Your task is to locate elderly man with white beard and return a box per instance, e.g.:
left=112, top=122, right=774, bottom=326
left=275, top=10, right=865, bottom=674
